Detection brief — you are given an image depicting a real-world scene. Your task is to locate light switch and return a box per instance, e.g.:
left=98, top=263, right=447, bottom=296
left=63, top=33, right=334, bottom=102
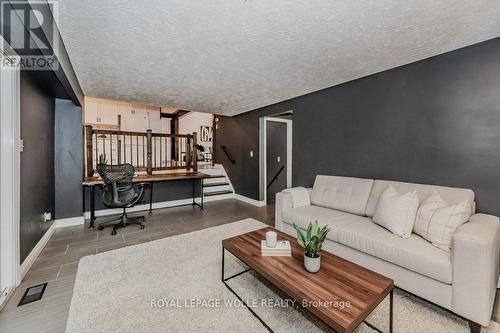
left=250, top=151, right=254, bottom=157
left=277, top=156, right=281, bottom=162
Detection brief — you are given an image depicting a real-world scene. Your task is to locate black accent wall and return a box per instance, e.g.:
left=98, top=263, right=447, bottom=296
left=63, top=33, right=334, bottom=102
left=20, top=71, right=55, bottom=262
left=55, top=99, right=83, bottom=219
left=217, top=37, right=500, bottom=216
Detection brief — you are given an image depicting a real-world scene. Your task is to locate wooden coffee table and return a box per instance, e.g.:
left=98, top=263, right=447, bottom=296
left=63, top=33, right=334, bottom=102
left=222, top=227, right=394, bottom=333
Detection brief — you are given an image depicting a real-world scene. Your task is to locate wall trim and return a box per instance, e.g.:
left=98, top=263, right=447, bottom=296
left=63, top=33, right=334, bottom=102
left=83, top=193, right=244, bottom=219
left=234, top=194, right=266, bottom=207
left=54, top=216, right=85, bottom=228
left=20, top=216, right=83, bottom=279
left=20, top=223, right=56, bottom=279
left=84, top=198, right=202, bottom=219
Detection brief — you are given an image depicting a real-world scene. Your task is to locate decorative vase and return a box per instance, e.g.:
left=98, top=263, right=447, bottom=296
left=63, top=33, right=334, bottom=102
left=304, top=253, right=321, bottom=273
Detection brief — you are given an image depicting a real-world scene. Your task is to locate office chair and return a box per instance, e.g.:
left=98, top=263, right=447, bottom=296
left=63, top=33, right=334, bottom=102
left=96, top=163, right=146, bottom=235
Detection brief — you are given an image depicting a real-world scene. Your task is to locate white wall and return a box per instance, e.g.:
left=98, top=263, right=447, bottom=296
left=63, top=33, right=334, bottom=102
left=179, top=112, right=213, bottom=151
left=161, top=118, right=171, bottom=134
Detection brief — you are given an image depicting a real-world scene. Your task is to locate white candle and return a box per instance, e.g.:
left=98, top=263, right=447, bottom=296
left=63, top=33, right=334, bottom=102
left=266, top=231, right=278, bottom=248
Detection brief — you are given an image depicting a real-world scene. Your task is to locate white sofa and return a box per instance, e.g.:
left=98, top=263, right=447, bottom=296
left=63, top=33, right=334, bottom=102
left=275, top=175, right=500, bottom=327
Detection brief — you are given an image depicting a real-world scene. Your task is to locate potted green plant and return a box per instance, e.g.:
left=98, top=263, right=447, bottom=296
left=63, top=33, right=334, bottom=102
left=98, top=153, right=108, bottom=165
left=292, top=221, right=330, bottom=273
left=96, top=154, right=108, bottom=178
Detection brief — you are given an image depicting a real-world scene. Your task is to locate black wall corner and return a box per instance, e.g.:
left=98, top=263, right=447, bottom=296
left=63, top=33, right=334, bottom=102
left=55, top=99, right=83, bottom=219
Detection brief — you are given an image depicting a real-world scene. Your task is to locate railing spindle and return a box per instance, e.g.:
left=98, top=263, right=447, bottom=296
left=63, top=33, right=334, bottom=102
left=192, top=132, right=198, bottom=172
left=146, top=130, right=152, bottom=174
left=117, top=137, right=122, bottom=164
left=85, top=125, right=94, bottom=177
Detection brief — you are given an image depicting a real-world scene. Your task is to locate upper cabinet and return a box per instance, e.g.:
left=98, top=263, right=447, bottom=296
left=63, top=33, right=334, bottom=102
left=84, top=97, right=162, bottom=132
left=84, top=97, right=118, bottom=126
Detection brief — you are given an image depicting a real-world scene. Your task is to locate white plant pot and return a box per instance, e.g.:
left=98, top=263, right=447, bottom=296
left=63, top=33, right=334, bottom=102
left=304, top=253, right=321, bottom=273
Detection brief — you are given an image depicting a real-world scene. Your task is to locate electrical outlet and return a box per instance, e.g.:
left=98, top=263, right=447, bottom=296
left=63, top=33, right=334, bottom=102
left=250, top=151, right=254, bottom=157
left=43, top=212, right=51, bottom=222
left=277, top=156, right=281, bottom=162
left=19, top=139, right=24, bottom=152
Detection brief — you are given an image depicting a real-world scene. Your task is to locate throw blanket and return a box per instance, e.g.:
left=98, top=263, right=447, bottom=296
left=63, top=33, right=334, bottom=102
left=283, top=187, right=310, bottom=208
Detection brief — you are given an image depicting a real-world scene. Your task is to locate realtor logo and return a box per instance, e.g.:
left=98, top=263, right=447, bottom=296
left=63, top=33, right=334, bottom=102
left=1, top=0, right=59, bottom=70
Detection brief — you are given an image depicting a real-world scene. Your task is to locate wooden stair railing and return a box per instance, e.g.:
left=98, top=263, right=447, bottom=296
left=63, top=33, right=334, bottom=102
left=220, top=145, right=235, bottom=164
left=85, top=125, right=198, bottom=177
left=267, top=165, right=285, bottom=190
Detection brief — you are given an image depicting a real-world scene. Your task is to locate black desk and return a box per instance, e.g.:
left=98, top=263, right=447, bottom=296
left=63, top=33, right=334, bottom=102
left=82, top=172, right=210, bottom=228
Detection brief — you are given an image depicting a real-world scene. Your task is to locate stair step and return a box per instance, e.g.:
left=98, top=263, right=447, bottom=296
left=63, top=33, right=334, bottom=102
left=205, top=175, right=226, bottom=179
left=204, top=190, right=233, bottom=197
left=203, top=182, right=229, bottom=188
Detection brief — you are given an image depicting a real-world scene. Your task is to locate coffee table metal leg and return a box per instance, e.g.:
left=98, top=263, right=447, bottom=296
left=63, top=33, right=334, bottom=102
left=221, top=247, right=273, bottom=333
left=389, top=288, right=393, bottom=333
left=363, top=288, right=393, bottom=333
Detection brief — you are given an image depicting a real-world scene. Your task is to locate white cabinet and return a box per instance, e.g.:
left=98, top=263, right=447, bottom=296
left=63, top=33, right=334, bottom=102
left=98, top=101, right=118, bottom=125
left=84, top=98, right=118, bottom=125
left=85, top=97, right=163, bottom=132
left=120, top=107, right=162, bottom=132
left=84, top=100, right=99, bottom=124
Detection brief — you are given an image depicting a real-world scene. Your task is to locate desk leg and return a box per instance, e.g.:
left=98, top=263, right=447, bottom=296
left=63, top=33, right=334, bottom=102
left=200, top=179, right=204, bottom=210
left=89, top=185, right=96, bottom=229
left=149, top=182, right=153, bottom=214
left=82, top=185, right=86, bottom=220
left=389, top=288, right=393, bottom=333
left=192, top=179, right=196, bottom=206
left=192, top=179, right=204, bottom=210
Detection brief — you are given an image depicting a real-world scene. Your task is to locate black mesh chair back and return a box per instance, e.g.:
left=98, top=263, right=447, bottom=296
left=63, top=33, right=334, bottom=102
left=96, top=163, right=137, bottom=207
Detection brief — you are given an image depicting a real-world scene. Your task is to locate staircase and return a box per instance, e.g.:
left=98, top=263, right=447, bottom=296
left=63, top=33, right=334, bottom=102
left=199, top=164, right=234, bottom=201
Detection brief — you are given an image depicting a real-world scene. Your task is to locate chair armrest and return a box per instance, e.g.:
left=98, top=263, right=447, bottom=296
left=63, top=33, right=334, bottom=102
left=451, top=213, right=500, bottom=326
left=129, top=182, right=147, bottom=206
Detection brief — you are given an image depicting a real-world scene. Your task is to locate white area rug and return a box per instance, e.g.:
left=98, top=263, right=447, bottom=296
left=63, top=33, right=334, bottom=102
left=66, top=218, right=499, bottom=332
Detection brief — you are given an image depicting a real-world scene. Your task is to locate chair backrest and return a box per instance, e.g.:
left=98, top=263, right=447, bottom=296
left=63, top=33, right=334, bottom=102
left=97, top=163, right=135, bottom=195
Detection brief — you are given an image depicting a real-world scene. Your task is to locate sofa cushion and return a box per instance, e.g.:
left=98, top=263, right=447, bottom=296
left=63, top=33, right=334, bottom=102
left=373, top=185, right=419, bottom=239
left=310, top=175, right=374, bottom=216
left=414, top=192, right=471, bottom=252
left=338, top=220, right=452, bottom=284
left=282, top=205, right=370, bottom=242
left=365, top=179, right=475, bottom=217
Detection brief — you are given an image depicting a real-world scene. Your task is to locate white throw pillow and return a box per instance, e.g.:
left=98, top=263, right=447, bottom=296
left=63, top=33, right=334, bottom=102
left=414, top=192, right=471, bottom=252
left=373, top=185, right=419, bottom=238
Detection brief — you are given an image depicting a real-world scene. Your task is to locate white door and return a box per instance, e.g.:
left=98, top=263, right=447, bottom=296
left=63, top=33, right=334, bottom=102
left=0, top=45, right=21, bottom=307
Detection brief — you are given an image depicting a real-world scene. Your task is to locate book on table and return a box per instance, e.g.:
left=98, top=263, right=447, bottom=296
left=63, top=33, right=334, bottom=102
left=261, top=240, right=291, bottom=256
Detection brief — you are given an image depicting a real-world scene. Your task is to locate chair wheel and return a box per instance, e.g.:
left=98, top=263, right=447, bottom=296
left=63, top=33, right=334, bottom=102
left=140, top=224, right=145, bottom=229
left=98, top=226, right=104, bottom=231
left=111, top=230, right=117, bottom=236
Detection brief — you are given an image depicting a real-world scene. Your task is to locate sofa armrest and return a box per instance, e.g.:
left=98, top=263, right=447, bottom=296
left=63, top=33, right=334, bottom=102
left=275, top=191, right=294, bottom=231
left=451, top=213, right=500, bottom=326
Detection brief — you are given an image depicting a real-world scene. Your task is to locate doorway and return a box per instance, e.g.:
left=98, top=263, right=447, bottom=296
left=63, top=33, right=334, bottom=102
left=259, top=115, right=292, bottom=203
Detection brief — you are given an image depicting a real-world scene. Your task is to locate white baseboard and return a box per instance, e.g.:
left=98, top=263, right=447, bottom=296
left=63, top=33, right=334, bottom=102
left=234, top=194, right=266, bottom=207
left=20, top=223, right=56, bottom=279
left=82, top=193, right=267, bottom=218
left=0, top=285, right=15, bottom=310
left=84, top=198, right=201, bottom=219
left=19, top=217, right=85, bottom=280
left=54, top=216, right=85, bottom=228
